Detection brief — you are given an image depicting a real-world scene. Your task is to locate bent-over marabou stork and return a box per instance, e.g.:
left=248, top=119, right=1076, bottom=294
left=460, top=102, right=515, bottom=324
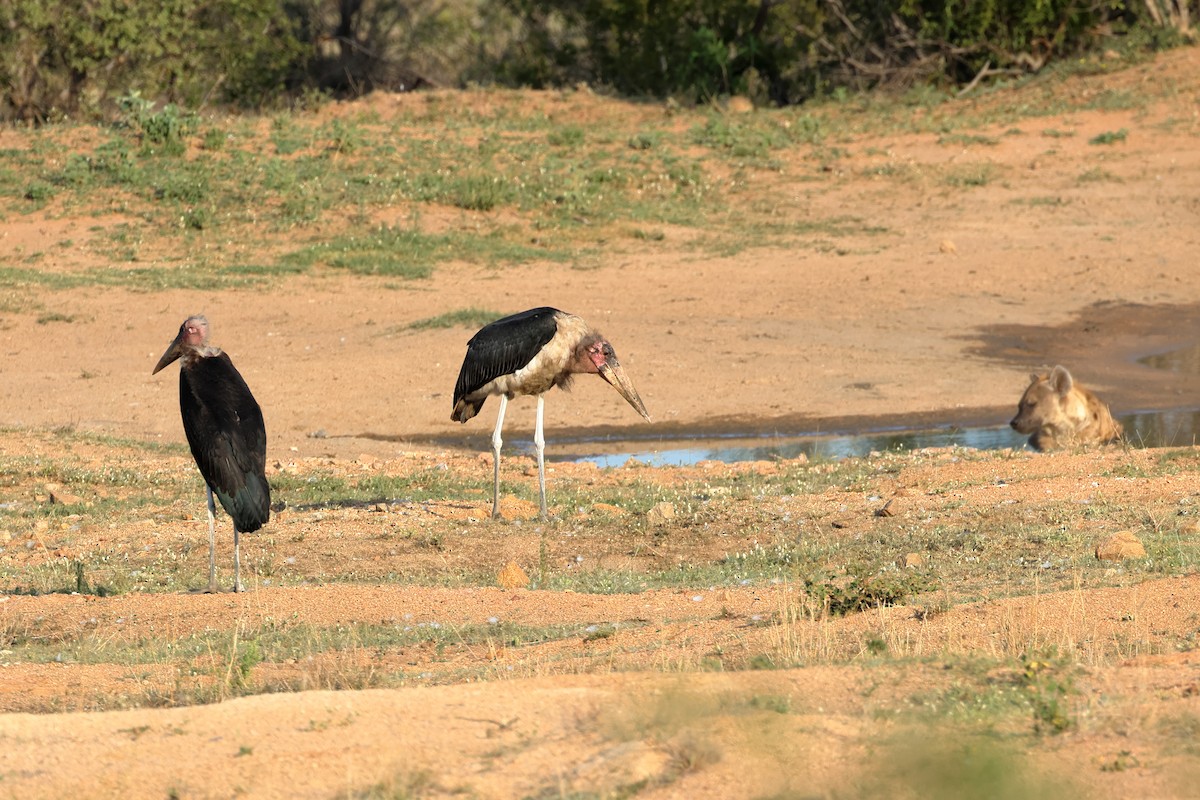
left=153, top=316, right=270, bottom=592
left=452, top=307, right=651, bottom=520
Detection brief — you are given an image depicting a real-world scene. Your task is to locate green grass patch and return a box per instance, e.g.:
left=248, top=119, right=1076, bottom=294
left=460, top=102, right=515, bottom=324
left=35, top=312, right=75, bottom=324
left=281, top=224, right=574, bottom=279
left=1077, top=167, right=1121, bottom=183
left=1, top=69, right=1182, bottom=293
left=1013, top=195, right=1069, bottom=207
left=937, top=132, right=1000, bottom=147
left=854, top=724, right=1080, bottom=798
left=281, top=226, right=438, bottom=279
left=406, top=308, right=502, bottom=331
left=441, top=173, right=517, bottom=211
left=0, top=263, right=296, bottom=292
left=942, top=163, right=996, bottom=188
left=1089, top=128, right=1128, bottom=145
left=269, top=467, right=483, bottom=508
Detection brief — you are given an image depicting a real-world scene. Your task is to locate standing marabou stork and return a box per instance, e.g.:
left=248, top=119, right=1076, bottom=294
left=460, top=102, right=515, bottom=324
left=153, top=315, right=270, bottom=592
left=452, top=307, right=651, bottom=520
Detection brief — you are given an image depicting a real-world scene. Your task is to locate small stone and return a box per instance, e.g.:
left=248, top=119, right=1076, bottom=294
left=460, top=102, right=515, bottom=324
left=898, top=552, right=924, bottom=568
left=591, top=503, right=626, bottom=516
left=647, top=502, right=676, bottom=523
left=1095, top=531, right=1146, bottom=561
left=939, top=239, right=957, bottom=254
left=497, top=560, right=530, bottom=590
left=370, top=502, right=389, bottom=513
left=831, top=519, right=851, bottom=529
left=49, top=491, right=83, bottom=506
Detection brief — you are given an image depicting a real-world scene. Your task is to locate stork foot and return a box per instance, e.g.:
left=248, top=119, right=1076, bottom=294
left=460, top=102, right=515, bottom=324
left=232, top=581, right=246, bottom=593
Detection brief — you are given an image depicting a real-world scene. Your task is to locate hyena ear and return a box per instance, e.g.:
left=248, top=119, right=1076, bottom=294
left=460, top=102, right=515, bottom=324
left=1029, top=372, right=1041, bottom=385
left=1049, top=365, right=1073, bottom=396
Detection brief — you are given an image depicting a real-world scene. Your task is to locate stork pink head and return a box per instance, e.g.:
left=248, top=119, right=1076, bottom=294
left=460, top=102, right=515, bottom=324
left=153, top=315, right=211, bottom=374
left=180, top=315, right=209, bottom=347
left=581, top=336, right=617, bottom=373
left=579, top=335, right=651, bottom=422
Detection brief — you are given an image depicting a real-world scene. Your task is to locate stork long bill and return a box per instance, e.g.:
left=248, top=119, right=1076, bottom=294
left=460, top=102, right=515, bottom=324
left=152, top=333, right=183, bottom=374
left=599, top=362, right=651, bottom=422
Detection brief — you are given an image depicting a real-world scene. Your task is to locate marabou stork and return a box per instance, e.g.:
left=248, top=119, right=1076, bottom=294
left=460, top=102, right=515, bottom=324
left=153, top=316, right=270, bottom=592
left=451, top=307, right=651, bottom=520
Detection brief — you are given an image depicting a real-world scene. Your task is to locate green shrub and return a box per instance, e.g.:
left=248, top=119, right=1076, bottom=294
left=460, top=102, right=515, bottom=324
left=0, top=0, right=1191, bottom=118
left=494, top=0, right=1182, bottom=103
left=496, top=0, right=817, bottom=103
left=0, top=0, right=304, bottom=122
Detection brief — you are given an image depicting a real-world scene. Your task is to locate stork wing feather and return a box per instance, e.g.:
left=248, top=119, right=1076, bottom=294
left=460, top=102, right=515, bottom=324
left=180, top=353, right=270, bottom=532
left=452, top=307, right=561, bottom=415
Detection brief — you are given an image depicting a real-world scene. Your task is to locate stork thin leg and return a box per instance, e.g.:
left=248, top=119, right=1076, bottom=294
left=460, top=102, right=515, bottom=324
left=491, top=395, right=508, bottom=520
left=535, top=394, right=547, bottom=520
left=205, top=486, right=218, bottom=593
left=233, top=527, right=244, bottom=593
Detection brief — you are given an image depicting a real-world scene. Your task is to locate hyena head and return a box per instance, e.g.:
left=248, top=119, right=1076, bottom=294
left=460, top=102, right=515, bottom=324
left=1009, top=365, right=1074, bottom=436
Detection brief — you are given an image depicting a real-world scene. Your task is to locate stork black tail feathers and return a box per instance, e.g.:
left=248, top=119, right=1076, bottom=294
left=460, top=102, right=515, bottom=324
left=451, top=396, right=486, bottom=423
left=213, top=473, right=270, bottom=533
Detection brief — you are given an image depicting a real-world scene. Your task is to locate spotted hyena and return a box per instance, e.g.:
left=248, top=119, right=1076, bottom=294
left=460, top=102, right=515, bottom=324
left=1009, top=365, right=1123, bottom=451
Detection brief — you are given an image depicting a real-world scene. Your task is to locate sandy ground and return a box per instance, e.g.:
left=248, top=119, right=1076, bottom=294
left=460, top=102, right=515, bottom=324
left=0, top=48, right=1200, bottom=799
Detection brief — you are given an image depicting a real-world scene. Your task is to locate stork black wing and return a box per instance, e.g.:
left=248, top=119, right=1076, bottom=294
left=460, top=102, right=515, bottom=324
left=452, top=307, right=561, bottom=419
left=179, top=353, right=270, bottom=533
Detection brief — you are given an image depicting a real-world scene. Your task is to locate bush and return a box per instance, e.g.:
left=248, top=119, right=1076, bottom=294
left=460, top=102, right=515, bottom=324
left=0, top=0, right=491, bottom=122
left=0, top=0, right=305, bottom=122
left=495, top=0, right=818, bottom=104
left=0, top=0, right=1192, bottom=119
left=495, top=0, right=1191, bottom=104
left=817, top=0, right=1128, bottom=89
